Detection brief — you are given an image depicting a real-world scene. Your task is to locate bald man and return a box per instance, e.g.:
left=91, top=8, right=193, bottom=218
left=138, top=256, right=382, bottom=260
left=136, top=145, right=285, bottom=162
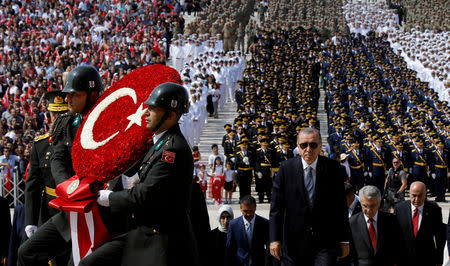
left=394, top=182, right=445, bottom=266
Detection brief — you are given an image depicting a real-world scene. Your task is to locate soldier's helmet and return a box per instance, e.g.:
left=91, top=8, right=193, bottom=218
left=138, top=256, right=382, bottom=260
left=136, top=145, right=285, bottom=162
left=63, top=65, right=104, bottom=93
left=144, top=82, right=190, bottom=114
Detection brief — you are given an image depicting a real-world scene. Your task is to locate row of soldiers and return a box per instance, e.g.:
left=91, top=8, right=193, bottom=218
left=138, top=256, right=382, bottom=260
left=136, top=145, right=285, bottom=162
left=184, top=0, right=254, bottom=52
left=220, top=26, right=326, bottom=203
left=323, top=31, right=450, bottom=202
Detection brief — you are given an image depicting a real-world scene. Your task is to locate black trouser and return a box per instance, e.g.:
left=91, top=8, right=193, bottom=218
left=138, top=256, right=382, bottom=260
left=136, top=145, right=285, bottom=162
left=435, top=174, right=447, bottom=201
left=18, top=218, right=72, bottom=266
left=79, top=235, right=126, bottom=266
left=237, top=170, right=252, bottom=200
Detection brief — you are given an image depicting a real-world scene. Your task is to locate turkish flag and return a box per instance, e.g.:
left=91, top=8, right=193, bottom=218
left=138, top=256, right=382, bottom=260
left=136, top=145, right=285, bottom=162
left=4, top=167, right=12, bottom=192
left=2, top=88, right=9, bottom=108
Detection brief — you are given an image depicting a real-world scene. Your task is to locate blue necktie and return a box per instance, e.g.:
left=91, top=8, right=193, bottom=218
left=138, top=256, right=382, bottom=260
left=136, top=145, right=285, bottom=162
left=305, top=166, right=314, bottom=206
left=246, top=222, right=252, bottom=246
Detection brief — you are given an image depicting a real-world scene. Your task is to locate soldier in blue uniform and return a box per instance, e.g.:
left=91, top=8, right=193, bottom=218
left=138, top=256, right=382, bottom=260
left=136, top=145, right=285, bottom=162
left=347, top=140, right=365, bottom=192
left=409, top=139, right=430, bottom=185
left=255, top=140, right=273, bottom=203
left=431, top=142, right=448, bottom=202
left=367, top=138, right=387, bottom=194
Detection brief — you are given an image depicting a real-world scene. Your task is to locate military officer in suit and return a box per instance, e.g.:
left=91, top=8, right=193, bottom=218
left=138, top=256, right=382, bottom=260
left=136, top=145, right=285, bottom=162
left=82, top=82, right=200, bottom=266
left=18, top=66, right=115, bottom=266
left=24, top=91, right=69, bottom=239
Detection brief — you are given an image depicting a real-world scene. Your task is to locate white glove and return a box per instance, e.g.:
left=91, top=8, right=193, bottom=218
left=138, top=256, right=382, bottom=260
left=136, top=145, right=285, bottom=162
left=364, top=172, right=368, bottom=177
left=431, top=173, right=436, bottom=179
left=256, top=172, right=263, bottom=179
left=369, top=172, right=372, bottom=178
left=231, top=157, right=236, bottom=163
left=127, top=175, right=140, bottom=189
left=447, top=172, right=450, bottom=178
left=243, top=156, right=249, bottom=165
left=25, top=225, right=37, bottom=238
left=409, top=168, right=412, bottom=173
left=97, top=190, right=113, bottom=207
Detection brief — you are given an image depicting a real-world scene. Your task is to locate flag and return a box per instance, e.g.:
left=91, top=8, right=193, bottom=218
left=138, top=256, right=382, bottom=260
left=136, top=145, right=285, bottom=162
left=167, top=3, right=174, bottom=10
left=82, top=52, right=90, bottom=63
left=24, top=162, right=30, bottom=183
left=152, top=40, right=162, bottom=57
left=2, top=88, right=9, bottom=108
left=4, top=167, right=12, bottom=193
left=26, top=16, right=31, bottom=25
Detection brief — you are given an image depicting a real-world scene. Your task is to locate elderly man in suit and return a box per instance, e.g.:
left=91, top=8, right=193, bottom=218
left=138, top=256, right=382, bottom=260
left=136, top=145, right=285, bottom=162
left=349, top=185, right=404, bottom=266
left=270, top=128, right=350, bottom=265
left=225, top=195, right=269, bottom=266
left=394, top=181, right=445, bottom=266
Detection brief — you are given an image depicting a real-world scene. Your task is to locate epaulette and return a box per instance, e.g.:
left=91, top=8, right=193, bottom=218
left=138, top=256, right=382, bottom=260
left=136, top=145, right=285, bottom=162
left=34, top=133, right=50, bottom=142
left=257, top=148, right=262, bottom=151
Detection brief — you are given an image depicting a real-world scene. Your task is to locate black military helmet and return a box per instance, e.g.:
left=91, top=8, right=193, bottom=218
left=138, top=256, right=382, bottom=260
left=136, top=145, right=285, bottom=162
left=63, top=65, right=104, bottom=93
left=144, top=82, right=189, bottom=114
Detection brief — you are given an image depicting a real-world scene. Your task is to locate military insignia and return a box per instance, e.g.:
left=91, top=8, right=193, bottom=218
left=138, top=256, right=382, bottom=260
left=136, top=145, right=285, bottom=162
left=162, top=151, right=175, bottom=163
left=67, top=179, right=80, bottom=195
left=170, top=100, right=177, bottom=108
left=73, top=116, right=80, bottom=126
left=89, top=80, right=95, bottom=88
left=54, top=96, right=64, bottom=104
left=155, top=140, right=164, bottom=150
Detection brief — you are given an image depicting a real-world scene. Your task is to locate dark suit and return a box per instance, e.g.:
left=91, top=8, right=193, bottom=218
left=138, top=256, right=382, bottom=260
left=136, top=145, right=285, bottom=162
left=225, top=215, right=269, bottom=266
left=80, top=124, right=199, bottom=266
left=394, top=200, right=445, bottom=266
left=0, top=197, right=11, bottom=263
left=349, top=211, right=404, bottom=266
left=270, top=155, right=350, bottom=265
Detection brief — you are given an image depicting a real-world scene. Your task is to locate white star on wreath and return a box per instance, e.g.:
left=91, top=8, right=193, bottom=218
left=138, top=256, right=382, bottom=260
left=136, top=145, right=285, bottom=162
left=125, top=103, right=146, bottom=131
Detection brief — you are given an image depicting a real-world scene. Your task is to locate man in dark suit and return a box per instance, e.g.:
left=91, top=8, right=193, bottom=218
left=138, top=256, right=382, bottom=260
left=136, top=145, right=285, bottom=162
left=394, top=181, right=445, bottom=266
left=80, top=82, right=199, bottom=266
left=226, top=195, right=269, bottom=266
left=345, top=183, right=361, bottom=218
left=270, top=128, right=350, bottom=265
left=349, top=185, right=404, bottom=266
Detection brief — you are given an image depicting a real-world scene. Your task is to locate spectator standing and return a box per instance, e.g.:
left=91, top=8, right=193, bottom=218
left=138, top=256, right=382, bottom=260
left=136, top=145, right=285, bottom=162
left=208, top=205, right=234, bottom=266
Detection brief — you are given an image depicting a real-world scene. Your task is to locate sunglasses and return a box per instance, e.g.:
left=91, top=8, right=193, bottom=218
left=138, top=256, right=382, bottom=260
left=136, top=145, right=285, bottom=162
left=298, top=142, right=319, bottom=149
left=392, top=162, right=400, bottom=164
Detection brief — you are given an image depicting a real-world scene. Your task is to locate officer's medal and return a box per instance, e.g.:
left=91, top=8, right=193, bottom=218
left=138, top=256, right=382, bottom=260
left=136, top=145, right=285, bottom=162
left=67, top=179, right=80, bottom=194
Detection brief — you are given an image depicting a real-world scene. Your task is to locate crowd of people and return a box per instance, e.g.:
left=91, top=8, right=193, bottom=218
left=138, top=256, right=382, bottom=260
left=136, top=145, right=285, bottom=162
left=184, top=0, right=254, bottom=52
left=263, top=0, right=349, bottom=37
left=393, top=0, right=449, bottom=32
left=214, top=26, right=322, bottom=204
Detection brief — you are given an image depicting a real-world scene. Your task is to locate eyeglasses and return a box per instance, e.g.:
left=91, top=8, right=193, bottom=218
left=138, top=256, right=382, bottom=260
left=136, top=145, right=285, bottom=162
left=392, top=162, right=400, bottom=164
left=298, top=142, right=319, bottom=149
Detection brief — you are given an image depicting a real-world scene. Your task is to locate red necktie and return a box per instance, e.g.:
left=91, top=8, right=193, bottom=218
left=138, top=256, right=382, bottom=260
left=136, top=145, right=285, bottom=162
left=413, top=208, right=419, bottom=237
left=368, top=218, right=376, bottom=251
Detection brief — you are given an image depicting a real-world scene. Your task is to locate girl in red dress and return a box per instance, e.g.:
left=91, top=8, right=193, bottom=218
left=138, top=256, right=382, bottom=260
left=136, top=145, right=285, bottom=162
left=197, top=164, right=208, bottom=198
left=210, top=157, right=224, bottom=204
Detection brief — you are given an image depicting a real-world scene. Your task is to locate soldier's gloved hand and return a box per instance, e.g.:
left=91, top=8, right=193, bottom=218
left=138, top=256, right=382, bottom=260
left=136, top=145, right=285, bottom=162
left=368, top=172, right=372, bottom=178
left=409, top=168, right=412, bottom=173
left=97, top=190, right=112, bottom=207
left=364, top=172, right=368, bottom=177
left=231, top=157, right=236, bottom=163
left=256, top=172, right=263, bottom=179
left=448, top=172, right=450, bottom=178
left=25, top=225, right=37, bottom=238
left=431, top=173, right=436, bottom=179
left=243, top=157, right=249, bottom=165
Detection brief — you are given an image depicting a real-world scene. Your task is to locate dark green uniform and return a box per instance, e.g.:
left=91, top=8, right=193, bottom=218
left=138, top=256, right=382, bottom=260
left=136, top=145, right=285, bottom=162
left=79, top=124, right=199, bottom=266
left=24, top=133, right=58, bottom=228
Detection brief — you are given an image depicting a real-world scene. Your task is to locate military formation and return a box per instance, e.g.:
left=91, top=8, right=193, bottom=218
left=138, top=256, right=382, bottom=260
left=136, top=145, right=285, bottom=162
left=221, top=27, right=322, bottom=203
left=323, top=29, right=450, bottom=201
left=342, top=0, right=449, bottom=103
left=184, top=0, right=254, bottom=52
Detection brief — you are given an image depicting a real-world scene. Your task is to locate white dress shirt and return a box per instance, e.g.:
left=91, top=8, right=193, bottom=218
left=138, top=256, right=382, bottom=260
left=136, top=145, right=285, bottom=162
left=152, top=130, right=167, bottom=144
left=364, top=211, right=379, bottom=235
left=411, top=203, right=424, bottom=230
left=301, top=157, right=318, bottom=187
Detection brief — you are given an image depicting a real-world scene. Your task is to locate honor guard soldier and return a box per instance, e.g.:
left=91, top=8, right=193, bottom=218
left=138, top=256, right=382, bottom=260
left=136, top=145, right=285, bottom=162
left=221, top=124, right=232, bottom=147
left=24, top=91, right=69, bottom=237
left=255, top=140, right=273, bottom=203
left=19, top=66, right=116, bottom=266
left=235, top=139, right=254, bottom=200
left=431, top=142, right=448, bottom=202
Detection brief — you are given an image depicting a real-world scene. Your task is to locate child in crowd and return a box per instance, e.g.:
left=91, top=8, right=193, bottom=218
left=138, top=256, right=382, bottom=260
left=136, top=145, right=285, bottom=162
left=210, top=156, right=224, bottom=204
left=198, top=163, right=208, bottom=198
left=223, top=161, right=235, bottom=204
left=192, top=146, right=201, bottom=182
